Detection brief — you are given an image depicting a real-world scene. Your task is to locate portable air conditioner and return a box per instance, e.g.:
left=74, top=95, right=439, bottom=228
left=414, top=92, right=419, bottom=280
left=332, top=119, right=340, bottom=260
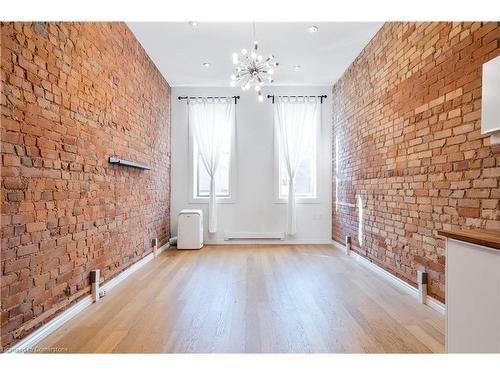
left=177, top=209, right=204, bottom=249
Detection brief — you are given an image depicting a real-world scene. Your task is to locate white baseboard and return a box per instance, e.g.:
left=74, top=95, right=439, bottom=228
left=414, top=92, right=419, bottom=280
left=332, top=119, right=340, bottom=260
left=331, top=240, right=446, bottom=315
left=6, top=242, right=170, bottom=353
left=5, top=295, right=94, bottom=353
left=155, top=241, right=170, bottom=256
left=101, top=242, right=169, bottom=293
left=204, top=239, right=335, bottom=245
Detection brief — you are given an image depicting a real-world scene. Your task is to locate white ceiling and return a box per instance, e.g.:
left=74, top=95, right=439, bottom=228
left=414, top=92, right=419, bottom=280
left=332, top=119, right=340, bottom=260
left=127, top=22, right=382, bottom=87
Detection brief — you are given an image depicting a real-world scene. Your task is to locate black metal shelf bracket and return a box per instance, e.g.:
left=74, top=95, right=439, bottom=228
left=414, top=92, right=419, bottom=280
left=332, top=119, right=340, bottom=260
left=108, top=157, right=151, bottom=170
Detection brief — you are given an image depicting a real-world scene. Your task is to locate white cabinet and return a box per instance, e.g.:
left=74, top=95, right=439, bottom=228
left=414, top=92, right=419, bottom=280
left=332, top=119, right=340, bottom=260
left=482, top=55, right=500, bottom=145
left=440, top=229, right=500, bottom=353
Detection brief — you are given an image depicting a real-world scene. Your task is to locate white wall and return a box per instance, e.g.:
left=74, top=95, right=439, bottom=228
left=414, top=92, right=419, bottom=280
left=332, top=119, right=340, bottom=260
left=170, top=86, right=332, bottom=244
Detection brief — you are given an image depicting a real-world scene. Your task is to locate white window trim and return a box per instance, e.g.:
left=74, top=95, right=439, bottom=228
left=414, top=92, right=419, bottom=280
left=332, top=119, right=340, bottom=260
left=273, top=107, right=322, bottom=205
left=188, top=116, right=237, bottom=205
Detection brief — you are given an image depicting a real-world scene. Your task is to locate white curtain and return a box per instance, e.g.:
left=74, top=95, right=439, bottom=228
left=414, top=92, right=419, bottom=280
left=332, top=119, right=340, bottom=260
left=188, top=97, right=234, bottom=233
left=275, top=96, right=319, bottom=235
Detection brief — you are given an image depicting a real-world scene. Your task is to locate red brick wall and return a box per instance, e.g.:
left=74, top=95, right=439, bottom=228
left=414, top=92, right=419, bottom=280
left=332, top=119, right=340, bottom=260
left=332, top=22, right=500, bottom=302
left=1, top=22, right=171, bottom=350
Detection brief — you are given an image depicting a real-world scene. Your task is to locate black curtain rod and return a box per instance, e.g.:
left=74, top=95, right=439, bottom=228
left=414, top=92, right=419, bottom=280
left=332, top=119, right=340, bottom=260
left=178, top=95, right=240, bottom=104
left=267, top=95, right=327, bottom=104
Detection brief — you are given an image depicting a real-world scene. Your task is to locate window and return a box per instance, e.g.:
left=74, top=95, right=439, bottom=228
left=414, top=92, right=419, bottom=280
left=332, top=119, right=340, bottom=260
left=278, top=140, right=317, bottom=198
left=277, top=107, right=319, bottom=200
left=188, top=98, right=235, bottom=209
left=193, top=138, right=231, bottom=198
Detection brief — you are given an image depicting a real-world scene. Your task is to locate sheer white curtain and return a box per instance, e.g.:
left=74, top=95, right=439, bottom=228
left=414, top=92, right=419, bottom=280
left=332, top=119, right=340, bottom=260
left=275, top=96, right=320, bottom=235
left=188, top=97, right=235, bottom=233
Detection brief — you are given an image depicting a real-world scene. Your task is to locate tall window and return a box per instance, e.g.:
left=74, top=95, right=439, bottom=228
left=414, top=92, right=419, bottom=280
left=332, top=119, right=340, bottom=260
left=277, top=108, right=319, bottom=200
left=188, top=97, right=234, bottom=233
left=193, top=137, right=231, bottom=198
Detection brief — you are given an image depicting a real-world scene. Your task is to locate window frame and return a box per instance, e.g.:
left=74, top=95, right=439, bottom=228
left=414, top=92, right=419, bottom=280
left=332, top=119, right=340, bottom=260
left=273, top=104, right=321, bottom=204
left=188, top=115, right=236, bottom=204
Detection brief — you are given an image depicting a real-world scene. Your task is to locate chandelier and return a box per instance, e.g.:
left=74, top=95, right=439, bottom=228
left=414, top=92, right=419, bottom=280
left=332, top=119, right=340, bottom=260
left=230, top=23, right=279, bottom=101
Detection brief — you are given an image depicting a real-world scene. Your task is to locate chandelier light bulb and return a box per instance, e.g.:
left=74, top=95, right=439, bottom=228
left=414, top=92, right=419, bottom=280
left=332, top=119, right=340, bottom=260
left=257, top=55, right=263, bottom=62
left=230, top=81, right=236, bottom=87
left=268, top=68, right=274, bottom=75
left=255, top=85, right=261, bottom=92
left=241, top=48, right=247, bottom=55
left=258, top=94, right=264, bottom=102
left=231, top=74, right=236, bottom=80
left=251, top=51, right=257, bottom=59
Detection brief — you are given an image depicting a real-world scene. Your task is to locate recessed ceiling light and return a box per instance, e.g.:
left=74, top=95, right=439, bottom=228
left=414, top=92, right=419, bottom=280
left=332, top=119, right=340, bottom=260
left=292, top=65, right=301, bottom=70
left=307, top=25, right=318, bottom=33
left=202, top=62, right=211, bottom=68
left=188, top=21, right=198, bottom=27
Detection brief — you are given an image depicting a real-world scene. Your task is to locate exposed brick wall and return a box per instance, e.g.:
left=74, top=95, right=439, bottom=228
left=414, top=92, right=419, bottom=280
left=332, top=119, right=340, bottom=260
left=332, top=22, right=500, bottom=302
left=1, top=22, right=171, bottom=350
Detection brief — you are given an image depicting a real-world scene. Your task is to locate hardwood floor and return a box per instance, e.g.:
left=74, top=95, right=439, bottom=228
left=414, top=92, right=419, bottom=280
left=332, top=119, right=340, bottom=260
left=37, top=245, right=444, bottom=353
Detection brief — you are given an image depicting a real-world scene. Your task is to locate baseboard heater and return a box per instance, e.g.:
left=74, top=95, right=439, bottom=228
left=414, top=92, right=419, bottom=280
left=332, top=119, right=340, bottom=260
left=224, top=232, right=285, bottom=240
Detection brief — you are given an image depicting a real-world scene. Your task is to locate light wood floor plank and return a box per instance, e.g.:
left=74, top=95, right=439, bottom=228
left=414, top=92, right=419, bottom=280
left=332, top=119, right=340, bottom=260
left=37, top=245, right=444, bottom=353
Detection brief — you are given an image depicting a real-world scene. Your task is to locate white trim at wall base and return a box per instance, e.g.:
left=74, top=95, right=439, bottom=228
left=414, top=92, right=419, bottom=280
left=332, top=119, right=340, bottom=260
left=6, top=242, right=170, bottom=353
left=100, top=242, right=169, bottom=293
left=5, top=295, right=93, bottom=353
left=331, top=240, right=446, bottom=315
left=204, top=239, right=335, bottom=245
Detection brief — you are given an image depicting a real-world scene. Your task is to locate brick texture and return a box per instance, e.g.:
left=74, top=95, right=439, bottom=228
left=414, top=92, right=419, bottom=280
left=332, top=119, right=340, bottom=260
left=1, top=22, right=171, bottom=350
left=332, top=22, right=500, bottom=302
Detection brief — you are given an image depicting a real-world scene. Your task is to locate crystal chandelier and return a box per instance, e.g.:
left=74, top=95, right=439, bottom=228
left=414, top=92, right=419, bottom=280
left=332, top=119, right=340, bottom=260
left=230, top=23, right=279, bottom=101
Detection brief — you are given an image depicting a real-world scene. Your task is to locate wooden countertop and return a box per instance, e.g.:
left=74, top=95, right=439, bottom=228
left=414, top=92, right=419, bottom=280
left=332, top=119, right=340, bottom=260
left=438, top=229, right=500, bottom=250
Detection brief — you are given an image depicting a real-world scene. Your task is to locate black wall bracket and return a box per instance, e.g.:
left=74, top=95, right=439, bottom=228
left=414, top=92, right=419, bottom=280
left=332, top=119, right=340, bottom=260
left=108, top=156, right=151, bottom=170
